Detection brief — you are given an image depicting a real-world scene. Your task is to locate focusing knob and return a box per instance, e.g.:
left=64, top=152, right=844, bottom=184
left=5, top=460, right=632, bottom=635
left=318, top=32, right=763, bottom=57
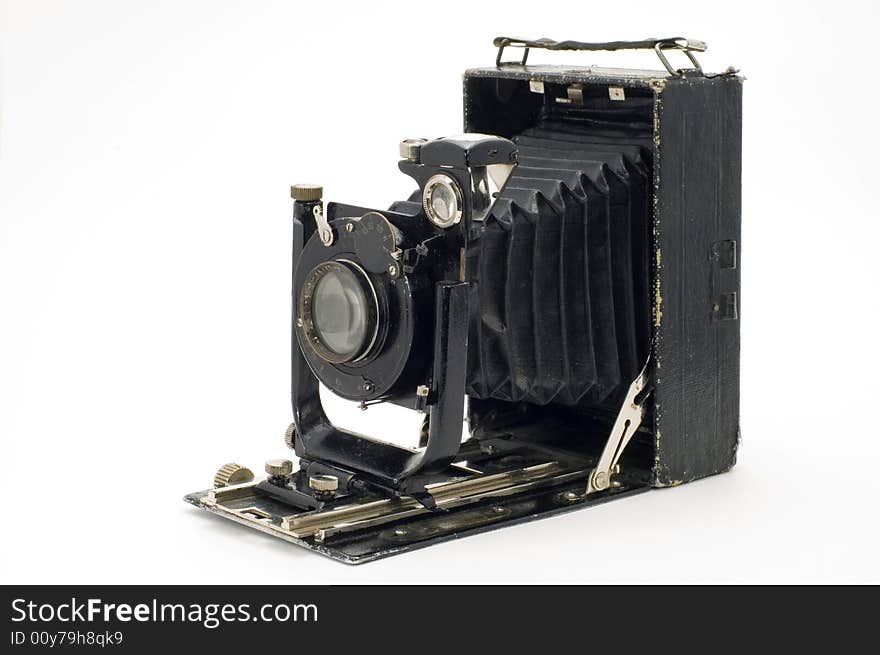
left=213, top=463, right=255, bottom=488
left=284, top=422, right=296, bottom=449
left=265, top=459, right=294, bottom=477
left=399, top=138, right=428, bottom=163
left=309, top=474, right=339, bottom=492
left=290, top=184, right=323, bottom=202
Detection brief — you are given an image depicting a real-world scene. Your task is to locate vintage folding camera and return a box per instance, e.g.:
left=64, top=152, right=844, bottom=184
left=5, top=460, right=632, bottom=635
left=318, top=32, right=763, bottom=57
left=186, top=37, right=742, bottom=563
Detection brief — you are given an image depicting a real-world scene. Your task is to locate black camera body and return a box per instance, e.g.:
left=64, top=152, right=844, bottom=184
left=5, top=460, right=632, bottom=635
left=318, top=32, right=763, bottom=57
left=188, top=37, right=742, bottom=563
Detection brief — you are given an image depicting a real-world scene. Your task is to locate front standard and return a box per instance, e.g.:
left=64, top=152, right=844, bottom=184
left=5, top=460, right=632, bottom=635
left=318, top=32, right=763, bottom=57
left=186, top=37, right=743, bottom=563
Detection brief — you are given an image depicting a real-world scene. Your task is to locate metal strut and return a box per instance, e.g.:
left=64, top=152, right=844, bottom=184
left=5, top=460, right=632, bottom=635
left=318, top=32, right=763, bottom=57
left=587, top=361, right=652, bottom=494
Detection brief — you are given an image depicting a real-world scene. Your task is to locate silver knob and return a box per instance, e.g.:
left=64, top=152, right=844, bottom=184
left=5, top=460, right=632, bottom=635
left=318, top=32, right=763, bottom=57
left=399, top=138, right=428, bottom=162
left=265, top=459, right=294, bottom=477
left=309, top=474, right=339, bottom=492
left=213, top=463, right=254, bottom=488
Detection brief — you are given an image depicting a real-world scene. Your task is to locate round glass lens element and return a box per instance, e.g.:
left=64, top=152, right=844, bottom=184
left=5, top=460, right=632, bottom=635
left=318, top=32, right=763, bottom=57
left=312, top=266, right=368, bottom=358
left=423, top=175, right=463, bottom=227
left=299, top=260, right=379, bottom=364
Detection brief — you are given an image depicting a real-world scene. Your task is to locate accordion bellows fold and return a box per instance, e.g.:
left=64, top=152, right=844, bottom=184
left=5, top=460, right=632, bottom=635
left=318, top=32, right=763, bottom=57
left=466, top=105, right=652, bottom=408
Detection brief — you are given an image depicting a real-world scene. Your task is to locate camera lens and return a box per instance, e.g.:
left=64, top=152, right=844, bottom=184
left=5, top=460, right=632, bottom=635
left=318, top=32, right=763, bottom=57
left=299, top=260, right=378, bottom=363
left=423, top=174, right=463, bottom=227
left=313, top=267, right=367, bottom=356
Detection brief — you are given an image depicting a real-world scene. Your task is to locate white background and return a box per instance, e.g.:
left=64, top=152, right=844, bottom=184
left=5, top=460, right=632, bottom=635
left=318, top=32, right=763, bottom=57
left=1, top=0, right=878, bottom=584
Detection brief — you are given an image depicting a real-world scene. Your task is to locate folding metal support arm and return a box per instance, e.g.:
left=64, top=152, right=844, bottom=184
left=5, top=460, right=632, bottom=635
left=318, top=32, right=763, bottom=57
left=587, top=361, right=652, bottom=494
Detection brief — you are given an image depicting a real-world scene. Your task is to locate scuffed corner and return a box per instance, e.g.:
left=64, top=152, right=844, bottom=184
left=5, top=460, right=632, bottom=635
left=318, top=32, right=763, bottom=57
left=653, top=447, right=740, bottom=487
left=652, top=457, right=684, bottom=487
left=724, top=427, right=742, bottom=472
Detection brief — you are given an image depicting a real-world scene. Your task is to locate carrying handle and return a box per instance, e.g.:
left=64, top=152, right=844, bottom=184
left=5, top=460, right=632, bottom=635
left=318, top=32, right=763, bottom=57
left=493, top=36, right=707, bottom=77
